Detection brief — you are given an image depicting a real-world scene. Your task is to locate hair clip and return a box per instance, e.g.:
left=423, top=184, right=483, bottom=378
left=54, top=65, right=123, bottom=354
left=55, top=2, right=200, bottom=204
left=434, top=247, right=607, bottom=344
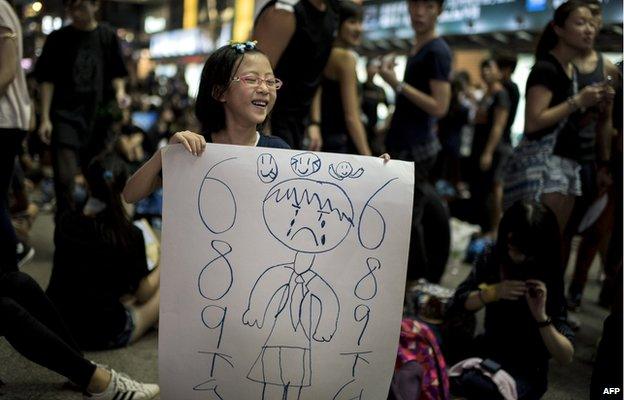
left=103, top=170, right=113, bottom=181
left=229, top=40, right=257, bottom=54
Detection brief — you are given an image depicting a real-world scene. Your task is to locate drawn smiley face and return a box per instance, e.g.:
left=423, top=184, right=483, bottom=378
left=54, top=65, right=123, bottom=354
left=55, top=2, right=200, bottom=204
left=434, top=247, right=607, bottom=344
left=290, top=152, right=321, bottom=177
left=335, top=162, right=353, bottom=178
left=257, top=153, right=278, bottom=183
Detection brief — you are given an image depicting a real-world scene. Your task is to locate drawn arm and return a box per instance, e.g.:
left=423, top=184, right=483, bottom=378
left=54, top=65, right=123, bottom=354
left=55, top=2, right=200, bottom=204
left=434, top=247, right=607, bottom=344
left=242, top=265, right=292, bottom=329
left=308, top=276, right=339, bottom=342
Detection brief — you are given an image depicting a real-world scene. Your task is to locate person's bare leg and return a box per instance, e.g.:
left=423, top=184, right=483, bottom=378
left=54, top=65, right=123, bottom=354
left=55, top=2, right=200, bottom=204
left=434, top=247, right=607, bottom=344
left=128, top=287, right=160, bottom=344
left=86, top=367, right=112, bottom=393
left=542, top=192, right=576, bottom=235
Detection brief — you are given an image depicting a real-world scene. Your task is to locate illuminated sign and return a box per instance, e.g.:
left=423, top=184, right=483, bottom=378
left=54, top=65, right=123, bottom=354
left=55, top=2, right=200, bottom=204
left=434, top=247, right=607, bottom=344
left=363, top=0, right=623, bottom=40
left=149, top=24, right=232, bottom=59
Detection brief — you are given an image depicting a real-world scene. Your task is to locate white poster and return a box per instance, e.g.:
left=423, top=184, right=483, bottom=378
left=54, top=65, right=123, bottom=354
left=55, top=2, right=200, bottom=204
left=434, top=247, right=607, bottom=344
left=159, top=144, right=414, bottom=399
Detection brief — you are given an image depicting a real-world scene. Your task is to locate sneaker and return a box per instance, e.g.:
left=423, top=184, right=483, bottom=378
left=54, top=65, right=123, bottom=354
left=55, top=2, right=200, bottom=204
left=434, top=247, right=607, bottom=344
left=16, top=242, right=35, bottom=268
left=83, top=369, right=159, bottom=400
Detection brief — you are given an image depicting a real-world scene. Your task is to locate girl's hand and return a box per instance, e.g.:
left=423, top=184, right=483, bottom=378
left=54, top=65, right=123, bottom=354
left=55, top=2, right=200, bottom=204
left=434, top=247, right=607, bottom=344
left=494, top=280, right=527, bottom=301
left=379, top=54, right=399, bottom=88
left=379, top=153, right=391, bottom=164
left=525, top=279, right=548, bottom=322
left=479, top=151, right=493, bottom=171
left=170, top=130, right=207, bottom=156
left=577, top=85, right=606, bottom=109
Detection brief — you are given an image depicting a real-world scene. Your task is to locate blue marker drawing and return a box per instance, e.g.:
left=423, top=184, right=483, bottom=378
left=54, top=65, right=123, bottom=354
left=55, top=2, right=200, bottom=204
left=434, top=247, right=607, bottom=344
left=328, top=162, right=364, bottom=181
left=353, top=305, right=371, bottom=346
left=198, top=158, right=237, bottom=234
left=197, top=351, right=235, bottom=377
left=257, top=153, right=279, bottom=183
left=241, top=177, right=358, bottom=400
left=332, top=379, right=364, bottom=400
left=354, top=258, right=380, bottom=301
left=201, top=305, right=227, bottom=349
left=290, top=152, right=321, bottom=177
left=192, top=378, right=224, bottom=399
left=358, top=178, right=398, bottom=250
left=198, top=240, right=233, bottom=301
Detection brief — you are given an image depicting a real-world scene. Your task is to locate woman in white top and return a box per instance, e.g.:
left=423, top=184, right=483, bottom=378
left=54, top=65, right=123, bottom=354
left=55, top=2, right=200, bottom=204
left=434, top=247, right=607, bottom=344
left=0, top=0, right=31, bottom=275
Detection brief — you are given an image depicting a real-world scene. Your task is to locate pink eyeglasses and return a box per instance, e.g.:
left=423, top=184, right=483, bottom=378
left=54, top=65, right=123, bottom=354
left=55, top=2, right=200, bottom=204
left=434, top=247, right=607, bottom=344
left=232, top=75, right=283, bottom=90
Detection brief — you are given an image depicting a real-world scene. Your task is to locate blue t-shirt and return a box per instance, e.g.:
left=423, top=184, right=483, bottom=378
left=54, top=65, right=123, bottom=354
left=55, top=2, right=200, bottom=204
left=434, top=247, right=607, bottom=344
left=257, top=134, right=291, bottom=149
left=386, top=38, right=452, bottom=152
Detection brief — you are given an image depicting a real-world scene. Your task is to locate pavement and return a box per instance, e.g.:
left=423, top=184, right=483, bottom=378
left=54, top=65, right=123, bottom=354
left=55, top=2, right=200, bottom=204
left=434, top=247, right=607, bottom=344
left=0, top=213, right=610, bottom=399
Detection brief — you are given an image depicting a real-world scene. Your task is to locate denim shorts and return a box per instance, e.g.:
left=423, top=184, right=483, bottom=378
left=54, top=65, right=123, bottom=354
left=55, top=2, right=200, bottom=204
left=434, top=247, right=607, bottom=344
left=108, top=307, right=135, bottom=349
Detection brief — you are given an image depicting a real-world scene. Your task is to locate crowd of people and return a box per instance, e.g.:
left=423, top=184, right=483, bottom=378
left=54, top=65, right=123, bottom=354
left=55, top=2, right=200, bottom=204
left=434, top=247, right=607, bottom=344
left=0, top=0, right=622, bottom=399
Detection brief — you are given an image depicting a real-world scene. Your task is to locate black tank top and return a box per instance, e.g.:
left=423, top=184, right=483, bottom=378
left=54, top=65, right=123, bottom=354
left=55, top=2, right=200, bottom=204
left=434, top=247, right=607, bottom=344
left=573, top=53, right=604, bottom=162
left=257, top=0, right=338, bottom=119
left=320, top=77, right=355, bottom=154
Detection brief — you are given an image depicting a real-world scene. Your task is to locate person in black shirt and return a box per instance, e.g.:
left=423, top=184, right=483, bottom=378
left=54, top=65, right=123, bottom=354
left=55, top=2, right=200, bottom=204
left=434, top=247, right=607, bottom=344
left=503, top=0, right=612, bottom=234
left=564, top=0, right=620, bottom=309
left=361, top=59, right=389, bottom=155
left=318, top=1, right=372, bottom=155
left=449, top=201, right=574, bottom=399
left=470, top=59, right=510, bottom=236
left=253, top=0, right=338, bottom=150
left=495, top=53, right=520, bottom=148
left=35, top=0, right=128, bottom=219
left=377, top=0, right=452, bottom=283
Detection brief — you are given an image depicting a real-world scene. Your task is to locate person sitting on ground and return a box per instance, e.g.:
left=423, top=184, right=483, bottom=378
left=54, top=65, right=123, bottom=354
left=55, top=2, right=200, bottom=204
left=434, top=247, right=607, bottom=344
left=46, top=153, right=160, bottom=350
left=448, top=200, right=574, bottom=399
left=0, top=270, right=159, bottom=399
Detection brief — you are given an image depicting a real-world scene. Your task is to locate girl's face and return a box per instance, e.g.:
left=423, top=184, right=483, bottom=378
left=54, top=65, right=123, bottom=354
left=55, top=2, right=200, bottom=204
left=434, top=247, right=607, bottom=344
left=221, top=53, right=277, bottom=128
left=556, top=7, right=596, bottom=53
left=339, top=17, right=363, bottom=47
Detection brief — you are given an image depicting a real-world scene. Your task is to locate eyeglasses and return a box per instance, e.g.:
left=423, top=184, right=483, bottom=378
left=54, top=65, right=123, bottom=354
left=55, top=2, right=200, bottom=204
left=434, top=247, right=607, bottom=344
left=232, top=75, right=283, bottom=90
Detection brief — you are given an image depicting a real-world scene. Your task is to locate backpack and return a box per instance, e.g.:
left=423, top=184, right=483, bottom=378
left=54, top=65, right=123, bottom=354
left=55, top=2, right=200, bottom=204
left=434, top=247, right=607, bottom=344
left=396, top=318, right=450, bottom=400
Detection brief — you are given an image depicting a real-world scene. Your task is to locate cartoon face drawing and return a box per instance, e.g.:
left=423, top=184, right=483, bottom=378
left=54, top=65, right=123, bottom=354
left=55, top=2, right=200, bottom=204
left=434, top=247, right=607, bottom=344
left=257, top=153, right=279, bottom=183
left=263, top=178, right=354, bottom=253
left=329, top=161, right=364, bottom=181
left=290, top=152, right=321, bottom=177
left=335, top=161, right=353, bottom=177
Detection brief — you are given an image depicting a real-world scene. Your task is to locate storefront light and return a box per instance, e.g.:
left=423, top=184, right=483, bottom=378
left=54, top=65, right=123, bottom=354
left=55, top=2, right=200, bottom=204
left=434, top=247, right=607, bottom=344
left=32, top=1, right=42, bottom=13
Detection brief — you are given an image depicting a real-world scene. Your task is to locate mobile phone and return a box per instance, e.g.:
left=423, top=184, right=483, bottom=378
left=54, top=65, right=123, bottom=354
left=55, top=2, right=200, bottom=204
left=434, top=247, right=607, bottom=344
left=480, top=358, right=502, bottom=374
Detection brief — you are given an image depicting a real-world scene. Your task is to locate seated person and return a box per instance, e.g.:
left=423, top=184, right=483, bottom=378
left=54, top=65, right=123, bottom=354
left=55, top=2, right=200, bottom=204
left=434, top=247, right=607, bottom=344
left=448, top=201, right=574, bottom=399
left=0, top=270, right=158, bottom=399
left=47, top=153, right=159, bottom=350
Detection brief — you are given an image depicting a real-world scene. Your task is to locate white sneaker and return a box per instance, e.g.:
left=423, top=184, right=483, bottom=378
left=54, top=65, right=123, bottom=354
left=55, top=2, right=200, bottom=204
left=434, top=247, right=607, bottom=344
left=83, top=369, right=159, bottom=400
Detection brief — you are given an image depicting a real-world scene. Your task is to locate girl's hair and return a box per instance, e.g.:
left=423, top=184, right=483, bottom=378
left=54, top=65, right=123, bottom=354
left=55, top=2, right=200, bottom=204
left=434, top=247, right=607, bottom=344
left=495, top=201, right=565, bottom=315
left=535, top=0, right=589, bottom=59
left=84, top=152, right=135, bottom=250
left=337, top=0, right=363, bottom=25
left=194, top=44, right=265, bottom=137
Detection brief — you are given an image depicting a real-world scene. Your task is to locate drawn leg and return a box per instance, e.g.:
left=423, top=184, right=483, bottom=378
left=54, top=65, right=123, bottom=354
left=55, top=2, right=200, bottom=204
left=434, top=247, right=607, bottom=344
left=262, top=383, right=284, bottom=400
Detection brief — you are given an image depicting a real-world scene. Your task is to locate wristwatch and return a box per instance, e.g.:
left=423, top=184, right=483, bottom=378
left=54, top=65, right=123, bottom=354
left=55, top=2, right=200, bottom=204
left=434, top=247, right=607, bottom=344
left=536, top=316, right=552, bottom=328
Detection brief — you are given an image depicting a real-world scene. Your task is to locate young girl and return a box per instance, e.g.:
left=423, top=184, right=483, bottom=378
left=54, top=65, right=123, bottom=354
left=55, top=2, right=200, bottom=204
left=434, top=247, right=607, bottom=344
left=123, top=42, right=289, bottom=203
left=503, top=0, right=613, bottom=232
left=317, top=1, right=372, bottom=155
left=449, top=201, right=574, bottom=399
left=123, top=42, right=388, bottom=203
left=46, top=153, right=160, bottom=350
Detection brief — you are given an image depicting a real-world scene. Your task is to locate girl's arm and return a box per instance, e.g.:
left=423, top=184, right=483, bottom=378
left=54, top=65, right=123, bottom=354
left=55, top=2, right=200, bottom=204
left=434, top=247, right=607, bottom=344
left=525, top=84, right=606, bottom=135
left=123, top=131, right=206, bottom=203
left=335, top=50, right=372, bottom=156
left=525, top=279, right=574, bottom=364
left=480, top=104, right=508, bottom=171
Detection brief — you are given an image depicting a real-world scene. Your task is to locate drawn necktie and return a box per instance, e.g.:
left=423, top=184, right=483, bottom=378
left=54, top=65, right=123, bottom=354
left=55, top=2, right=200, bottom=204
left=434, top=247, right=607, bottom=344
left=290, top=274, right=306, bottom=332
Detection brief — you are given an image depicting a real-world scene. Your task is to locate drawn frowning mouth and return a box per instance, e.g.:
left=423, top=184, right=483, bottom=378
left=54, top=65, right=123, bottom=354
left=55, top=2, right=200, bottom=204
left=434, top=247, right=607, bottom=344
left=289, top=227, right=319, bottom=246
